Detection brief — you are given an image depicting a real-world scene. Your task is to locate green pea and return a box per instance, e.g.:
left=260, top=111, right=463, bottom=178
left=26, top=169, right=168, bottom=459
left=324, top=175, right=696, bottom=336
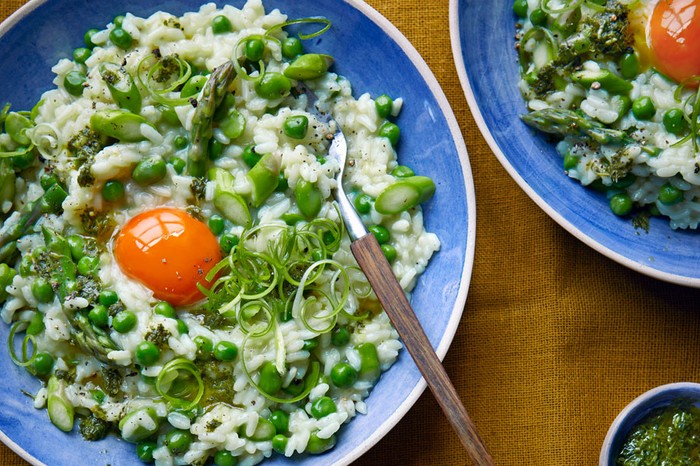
left=619, top=52, right=640, bottom=80
left=245, top=38, right=265, bottom=62
left=73, top=47, right=92, bottom=64
left=31, top=278, right=54, bottom=303
left=132, top=156, right=167, bottom=186
left=378, top=121, right=400, bottom=146
left=658, top=182, right=683, bottom=205
left=102, top=179, right=125, bottom=202
left=113, top=15, right=125, bottom=28
left=269, top=410, right=289, bottom=435
left=84, top=28, right=100, bottom=48
left=391, top=165, right=414, bottom=178
left=165, top=429, right=193, bottom=455
left=369, top=225, right=390, bottom=244
left=529, top=8, right=547, bottom=26
left=169, top=157, right=186, bottom=175
left=609, top=192, right=633, bottom=216
left=88, top=305, right=109, bottom=328
left=331, top=327, right=350, bottom=347
left=307, top=431, right=336, bottom=454
left=310, top=396, right=337, bottom=419
left=295, top=180, right=323, bottom=218
left=33, top=352, right=54, bottom=376
left=112, top=310, right=136, bottom=333
left=98, top=290, right=119, bottom=307
left=213, top=450, right=238, bottom=466
left=283, top=115, right=308, bottom=139
left=330, top=362, right=358, bottom=388
left=64, top=71, right=87, bottom=96
left=242, top=145, right=262, bottom=167
left=272, top=434, right=288, bottom=454
left=135, top=341, right=160, bottom=366
left=663, top=108, right=687, bottom=135
left=212, top=15, right=233, bottom=34
left=632, top=96, right=655, bottom=120
left=375, top=94, right=393, bottom=119
left=220, top=233, right=239, bottom=254
left=255, top=72, right=291, bottom=100
left=208, top=138, right=225, bottom=160
left=281, top=37, right=303, bottom=59
left=214, top=341, right=238, bottom=361
left=193, top=335, right=214, bottom=359
left=513, top=0, right=529, bottom=18
left=136, top=441, right=158, bottom=462
left=207, top=215, right=225, bottom=236
left=258, top=361, right=283, bottom=394
left=154, top=301, right=176, bottom=318
left=381, top=243, right=397, bottom=262
left=110, top=27, right=133, bottom=49
left=353, top=193, right=373, bottom=214
left=77, top=255, right=100, bottom=276
left=173, top=135, right=189, bottom=150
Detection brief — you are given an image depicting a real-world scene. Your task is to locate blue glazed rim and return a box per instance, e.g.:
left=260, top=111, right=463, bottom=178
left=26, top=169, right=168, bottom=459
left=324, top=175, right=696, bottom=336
left=599, top=382, right=700, bottom=465
left=450, top=0, right=700, bottom=288
left=0, top=0, right=476, bottom=465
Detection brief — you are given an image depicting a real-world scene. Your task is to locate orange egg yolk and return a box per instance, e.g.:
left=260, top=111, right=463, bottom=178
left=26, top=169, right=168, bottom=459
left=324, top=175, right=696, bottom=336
left=114, top=207, right=222, bottom=306
left=649, top=0, right=700, bottom=83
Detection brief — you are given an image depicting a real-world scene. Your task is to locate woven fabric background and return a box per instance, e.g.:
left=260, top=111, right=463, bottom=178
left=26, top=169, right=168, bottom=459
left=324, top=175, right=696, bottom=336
left=2, top=1, right=700, bottom=465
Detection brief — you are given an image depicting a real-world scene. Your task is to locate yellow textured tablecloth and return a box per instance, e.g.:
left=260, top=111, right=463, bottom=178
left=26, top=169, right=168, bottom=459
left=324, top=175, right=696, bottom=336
left=3, top=1, right=700, bottom=465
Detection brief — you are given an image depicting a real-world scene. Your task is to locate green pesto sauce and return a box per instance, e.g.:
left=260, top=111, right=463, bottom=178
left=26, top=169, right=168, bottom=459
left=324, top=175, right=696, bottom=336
left=616, top=400, right=700, bottom=465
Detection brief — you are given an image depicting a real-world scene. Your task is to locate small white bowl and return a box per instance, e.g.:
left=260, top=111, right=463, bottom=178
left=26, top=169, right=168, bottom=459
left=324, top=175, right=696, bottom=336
left=599, top=382, right=700, bottom=465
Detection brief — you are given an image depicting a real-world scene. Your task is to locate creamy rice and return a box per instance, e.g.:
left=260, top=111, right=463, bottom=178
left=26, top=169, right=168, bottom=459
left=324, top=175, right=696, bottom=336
left=0, top=1, right=439, bottom=464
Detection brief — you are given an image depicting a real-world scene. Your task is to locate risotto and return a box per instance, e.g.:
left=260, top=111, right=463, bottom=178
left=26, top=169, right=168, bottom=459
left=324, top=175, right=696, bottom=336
left=0, top=1, right=440, bottom=464
left=515, top=0, right=700, bottom=229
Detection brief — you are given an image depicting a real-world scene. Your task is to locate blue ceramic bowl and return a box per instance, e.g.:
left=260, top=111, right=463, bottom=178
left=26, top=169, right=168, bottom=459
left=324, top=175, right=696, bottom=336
left=450, top=0, right=700, bottom=287
left=0, top=1, right=475, bottom=465
left=599, top=382, right=700, bottom=465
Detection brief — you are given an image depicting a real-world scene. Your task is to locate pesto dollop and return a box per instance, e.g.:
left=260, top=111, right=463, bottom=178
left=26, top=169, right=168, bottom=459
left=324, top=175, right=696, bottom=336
left=616, top=400, right=700, bottom=465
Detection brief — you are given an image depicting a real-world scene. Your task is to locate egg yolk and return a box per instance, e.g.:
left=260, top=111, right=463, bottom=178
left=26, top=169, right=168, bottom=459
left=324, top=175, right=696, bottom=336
left=649, top=0, right=700, bottom=83
left=114, top=207, right=222, bottom=306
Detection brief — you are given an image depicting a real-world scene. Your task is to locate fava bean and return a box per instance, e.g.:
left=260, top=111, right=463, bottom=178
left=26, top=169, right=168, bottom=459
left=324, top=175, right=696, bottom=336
left=295, top=180, right=323, bottom=218
left=255, top=72, right=291, bottom=100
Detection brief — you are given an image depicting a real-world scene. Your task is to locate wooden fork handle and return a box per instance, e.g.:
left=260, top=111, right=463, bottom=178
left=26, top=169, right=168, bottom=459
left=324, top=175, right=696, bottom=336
left=350, top=234, right=494, bottom=466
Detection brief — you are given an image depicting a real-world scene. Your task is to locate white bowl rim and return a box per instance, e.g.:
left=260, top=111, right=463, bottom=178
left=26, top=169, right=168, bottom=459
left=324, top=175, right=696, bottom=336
left=0, top=1, right=477, bottom=465
left=598, top=381, right=700, bottom=466
left=448, top=0, right=700, bottom=289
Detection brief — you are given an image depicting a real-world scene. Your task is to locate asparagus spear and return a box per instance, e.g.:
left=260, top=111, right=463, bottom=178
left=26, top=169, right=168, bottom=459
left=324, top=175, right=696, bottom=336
left=0, top=183, right=68, bottom=264
left=187, top=61, right=237, bottom=177
left=42, top=227, right=120, bottom=364
left=520, top=107, right=634, bottom=146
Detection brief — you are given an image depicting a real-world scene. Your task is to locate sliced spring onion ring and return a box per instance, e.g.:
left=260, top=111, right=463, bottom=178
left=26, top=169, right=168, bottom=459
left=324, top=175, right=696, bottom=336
left=8, top=321, right=37, bottom=367
left=156, top=357, right=204, bottom=410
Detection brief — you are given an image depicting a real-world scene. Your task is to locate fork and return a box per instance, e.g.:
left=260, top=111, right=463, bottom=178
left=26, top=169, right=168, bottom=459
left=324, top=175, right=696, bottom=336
left=299, top=83, right=494, bottom=466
